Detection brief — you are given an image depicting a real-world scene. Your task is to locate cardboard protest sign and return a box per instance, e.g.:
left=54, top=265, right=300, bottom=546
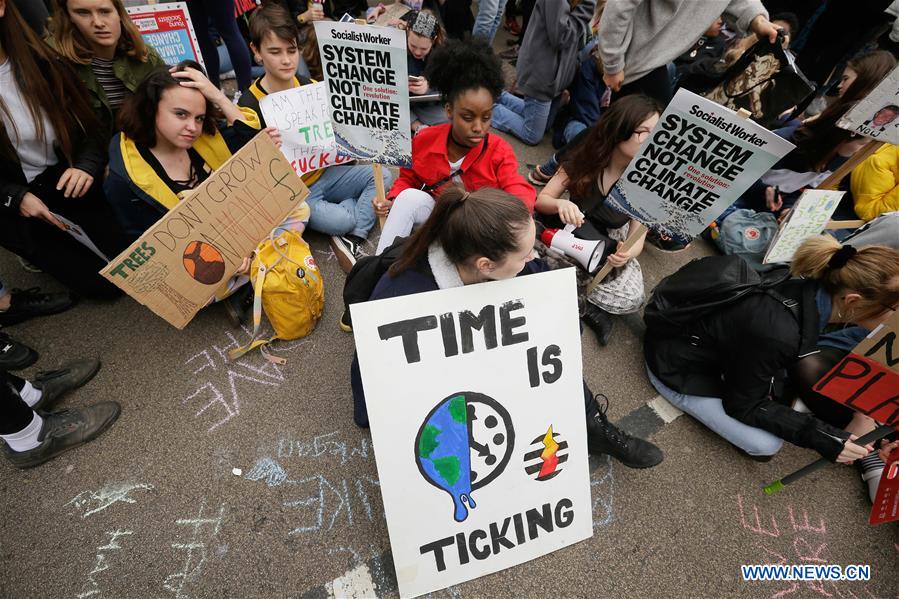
left=126, top=2, right=204, bottom=68
left=763, top=190, right=845, bottom=264
left=314, top=21, right=412, bottom=167
left=101, top=134, right=309, bottom=329
left=260, top=83, right=353, bottom=176
left=607, top=88, right=795, bottom=245
left=375, top=1, right=411, bottom=25
left=870, top=446, right=899, bottom=525
left=813, top=310, right=899, bottom=427
left=837, top=63, right=899, bottom=142
left=352, top=269, right=592, bottom=598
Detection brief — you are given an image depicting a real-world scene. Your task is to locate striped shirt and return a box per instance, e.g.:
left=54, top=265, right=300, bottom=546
left=90, top=57, right=127, bottom=110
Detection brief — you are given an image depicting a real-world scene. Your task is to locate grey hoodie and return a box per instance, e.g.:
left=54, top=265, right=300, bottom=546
left=599, top=0, right=767, bottom=85
left=516, top=0, right=598, bottom=102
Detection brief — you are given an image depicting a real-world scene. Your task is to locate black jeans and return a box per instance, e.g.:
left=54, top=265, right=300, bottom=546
left=0, top=372, right=31, bottom=435
left=0, top=164, right=126, bottom=300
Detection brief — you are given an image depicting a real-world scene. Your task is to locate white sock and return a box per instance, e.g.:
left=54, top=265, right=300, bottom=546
left=18, top=380, right=42, bottom=407
left=1, top=412, right=44, bottom=452
left=860, top=453, right=886, bottom=503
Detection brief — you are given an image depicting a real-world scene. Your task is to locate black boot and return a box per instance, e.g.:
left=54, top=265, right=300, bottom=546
left=586, top=394, right=663, bottom=468
left=582, top=303, right=613, bottom=346
left=30, top=359, right=102, bottom=411
left=2, top=402, right=121, bottom=468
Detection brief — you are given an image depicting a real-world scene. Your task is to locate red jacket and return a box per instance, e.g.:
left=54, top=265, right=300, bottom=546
left=388, top=123, right=536, bottom=211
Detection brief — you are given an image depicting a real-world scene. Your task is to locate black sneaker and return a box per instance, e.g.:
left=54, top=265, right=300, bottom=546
left=339, top=308, right=353, bottom=333
left=330, top=235, right=366, bottom=274
left=223, top=285, right=254, bottom=327
left=30, top=358, right=102, bottom=412
left=0, top=287, right=76, bottom=327
left=646, top=231, right=690, bottom=252
left=586, top=394, right=663, bottom=468
left=0, top=332, right=38, bottom=370
left=582, top=303, right=613, bottom=346
left=2, top=402, right=121, bottom=468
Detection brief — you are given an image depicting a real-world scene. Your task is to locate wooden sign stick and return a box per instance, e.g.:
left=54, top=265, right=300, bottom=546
left=817, top=139, right=884, bottom=190
left=354, top=18, right=389, bottom=230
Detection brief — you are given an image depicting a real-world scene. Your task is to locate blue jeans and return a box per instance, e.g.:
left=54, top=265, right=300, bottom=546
left=471, top=0, right=509, bottom=44
left=306, top=165, right=391, bottom=238
left=646, top=365, right=784, bottom=457
left=491, top=92, right=552, bottom=146
left=563, top=120, right=588, bottom=145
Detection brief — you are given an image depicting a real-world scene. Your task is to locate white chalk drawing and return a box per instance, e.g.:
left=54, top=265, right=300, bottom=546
left=283, top=474, right=382, bottom=536
left=66, top=483, right=155, bottom=518
left=590, top=454, right=615, bottom=528
left=245, top=457, right=288, bottom=487
left=76, top=529, right=133, bottom=598
left=182, top=326, right=315, bottom=432
left=162, top=500, right=226, bottom=598
left=277, top=431, right=371, bottom=464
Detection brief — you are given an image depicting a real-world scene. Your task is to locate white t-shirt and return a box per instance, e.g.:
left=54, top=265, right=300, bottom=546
left=0, top=59, right=59, bottom=182
left=448, top=156, right=464, bottom=187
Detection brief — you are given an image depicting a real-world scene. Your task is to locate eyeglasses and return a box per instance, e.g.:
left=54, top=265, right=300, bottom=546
left=632, top=129, right=651, bottom=141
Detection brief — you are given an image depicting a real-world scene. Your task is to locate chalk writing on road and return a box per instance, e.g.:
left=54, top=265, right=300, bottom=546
left=163, top=500, right=226, bottom=598
left=76, top=529, right=133, bottom=599
left=182, top=327, right=315, bottom=432
left=66, top=483, right=155, bottom=518
left=276, top=431, right=371, bottom=464
left=736, top=494, right=882, bottom=598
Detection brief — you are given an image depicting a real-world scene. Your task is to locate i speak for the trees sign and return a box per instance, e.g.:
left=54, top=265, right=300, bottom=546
left=352, top=269, right=592, bottom=598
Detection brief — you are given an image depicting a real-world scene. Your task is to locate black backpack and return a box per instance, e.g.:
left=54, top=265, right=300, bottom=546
left=644, top=255, right=797, bottom=336
left=342, top=237, right=409, bottom=329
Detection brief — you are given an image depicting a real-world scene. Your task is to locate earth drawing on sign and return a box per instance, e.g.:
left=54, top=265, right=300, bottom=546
left=414, top=392, right=514, bottom=522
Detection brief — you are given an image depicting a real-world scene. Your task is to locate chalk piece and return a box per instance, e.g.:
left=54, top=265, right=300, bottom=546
left=232, top=468, right=243, bottom=476
left=647, top=395, right=683, bottom=424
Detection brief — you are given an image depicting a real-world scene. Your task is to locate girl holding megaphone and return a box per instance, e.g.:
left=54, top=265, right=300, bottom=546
left=535, top=95, right=661, bottom=345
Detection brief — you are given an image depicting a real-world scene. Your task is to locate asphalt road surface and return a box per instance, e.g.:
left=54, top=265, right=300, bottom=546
left=1, top=31, right=897, bottom=599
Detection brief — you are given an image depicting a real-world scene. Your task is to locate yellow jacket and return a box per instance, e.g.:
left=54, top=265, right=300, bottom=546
left=851, top=144, right=899, bottom=222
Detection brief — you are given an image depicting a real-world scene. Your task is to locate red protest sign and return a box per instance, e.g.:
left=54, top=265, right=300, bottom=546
left=869, top=447, right=899, bottom=525
left=813, top=312, right=899, bottom=426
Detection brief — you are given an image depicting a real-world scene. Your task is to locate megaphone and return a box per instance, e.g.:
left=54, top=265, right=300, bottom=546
left=540, top=224, right=606, bottom=273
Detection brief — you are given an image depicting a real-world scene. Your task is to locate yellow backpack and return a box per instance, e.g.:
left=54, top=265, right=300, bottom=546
left=229, top=226, right=324, bottom=363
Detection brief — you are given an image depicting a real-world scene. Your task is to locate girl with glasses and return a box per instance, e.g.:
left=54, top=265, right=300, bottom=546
left=535, top=94, right=661, bottom=345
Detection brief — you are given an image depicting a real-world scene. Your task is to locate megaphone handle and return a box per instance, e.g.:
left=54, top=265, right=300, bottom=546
left=584, top=223, right=647, bottom=296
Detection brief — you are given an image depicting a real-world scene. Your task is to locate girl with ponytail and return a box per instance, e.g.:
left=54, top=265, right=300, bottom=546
left=644, top=237, right=899, bottom=501
left=350, top=186, right=664, bottom=470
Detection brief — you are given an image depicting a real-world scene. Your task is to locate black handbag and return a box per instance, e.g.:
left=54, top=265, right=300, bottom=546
left=704, top=31, right=815, bottom=130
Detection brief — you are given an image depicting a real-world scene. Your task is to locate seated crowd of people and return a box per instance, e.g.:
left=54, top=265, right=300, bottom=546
left=1, top=0, right=897, bottom=519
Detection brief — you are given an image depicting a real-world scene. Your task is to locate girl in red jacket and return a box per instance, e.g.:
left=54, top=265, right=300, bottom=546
left=374, top=39, right=535, bottom=254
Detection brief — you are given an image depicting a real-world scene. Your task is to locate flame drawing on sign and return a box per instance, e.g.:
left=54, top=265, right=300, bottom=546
left=539, top=426, right=560, bottom=478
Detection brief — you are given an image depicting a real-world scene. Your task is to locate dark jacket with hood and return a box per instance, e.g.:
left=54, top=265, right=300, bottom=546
left=645, top=277, right=853, bottom=461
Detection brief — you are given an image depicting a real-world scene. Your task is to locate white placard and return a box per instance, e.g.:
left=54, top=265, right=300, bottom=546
left=763, top=189, right=845, bottom=264
left=352, top=269, right=592, bottom=598
left=837, top=63, right=899, bottom=142
left=607, top=88, right=795, bottom=245
left=259, top=83, right=353, bottom=175
left=314, top=21, right=412, bottom=167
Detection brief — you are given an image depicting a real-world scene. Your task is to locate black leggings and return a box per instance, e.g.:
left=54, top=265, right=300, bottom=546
left=186, top=0, right=253, bottom=90
left=0, top=164, right=126, bottom=300
left=0, top=373, right=32, bottom=436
